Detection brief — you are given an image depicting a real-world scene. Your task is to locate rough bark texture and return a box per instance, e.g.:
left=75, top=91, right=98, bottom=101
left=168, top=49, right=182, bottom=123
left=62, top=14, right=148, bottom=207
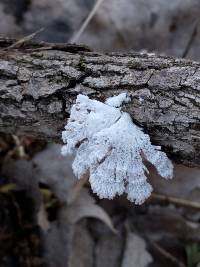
left=0, top=38, right=199, bottom=166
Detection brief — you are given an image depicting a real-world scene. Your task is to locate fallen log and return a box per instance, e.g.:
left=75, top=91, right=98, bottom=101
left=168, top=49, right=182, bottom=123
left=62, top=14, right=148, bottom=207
left=0, top=38, right=199, bottom=166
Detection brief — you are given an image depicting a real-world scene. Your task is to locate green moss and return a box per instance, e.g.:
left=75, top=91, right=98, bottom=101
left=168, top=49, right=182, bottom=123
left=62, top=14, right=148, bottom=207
left=78, top=56, right=86, bottom=71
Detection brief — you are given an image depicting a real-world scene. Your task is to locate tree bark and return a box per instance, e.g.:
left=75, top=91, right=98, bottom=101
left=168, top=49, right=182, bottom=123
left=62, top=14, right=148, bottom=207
left=0, top=38, right=199, bottom=166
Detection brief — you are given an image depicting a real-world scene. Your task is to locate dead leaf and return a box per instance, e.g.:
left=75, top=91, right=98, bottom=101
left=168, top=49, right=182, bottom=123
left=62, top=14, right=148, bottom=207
left=64, top=188, right=116, bottom=233
left=94, top=228, right=123, bottom=267
left=150, top=164, right=200, bottom=202
left=131, top=205, right=200, bottom=242
left=33, top=144, right=76, bottom=203
left=68, top=221, right=94, bottom=267
left=37, top=203, right=50, bottom=231
left=1, top=158, right=42, bottom=212
left=122, top=232, right=153, bottom=267
left=67, top=173, right=89, bottom=204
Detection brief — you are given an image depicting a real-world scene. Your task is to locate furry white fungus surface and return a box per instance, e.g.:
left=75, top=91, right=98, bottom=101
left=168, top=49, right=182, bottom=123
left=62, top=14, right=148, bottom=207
left=61, top=93, right=173, bottom=204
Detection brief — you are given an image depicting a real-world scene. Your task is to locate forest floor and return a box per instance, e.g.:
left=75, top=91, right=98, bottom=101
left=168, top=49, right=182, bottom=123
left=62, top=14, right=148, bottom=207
left=0, top=134, right=199, bottom=267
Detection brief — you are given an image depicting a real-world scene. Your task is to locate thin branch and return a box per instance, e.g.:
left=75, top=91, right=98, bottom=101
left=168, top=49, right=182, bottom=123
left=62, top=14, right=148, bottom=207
left=151, top=193, right=200, bottom=209
left=70, top=0, right=104, bottom=43
left=150, top=240, right=187, bottom=267
left=7, top=28, right=44, bottom=49
left=182, top=20, right=198, bottom=58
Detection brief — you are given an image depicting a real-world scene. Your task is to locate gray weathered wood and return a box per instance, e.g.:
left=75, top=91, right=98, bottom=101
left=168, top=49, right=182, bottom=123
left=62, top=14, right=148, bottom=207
left=0, top=39, right=199, bottom=166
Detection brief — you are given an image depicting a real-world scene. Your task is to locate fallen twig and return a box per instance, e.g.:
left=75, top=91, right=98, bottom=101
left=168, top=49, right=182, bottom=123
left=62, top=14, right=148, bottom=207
left=151, top=193, right=200, bottom=209
left=7, top=28, right=44, bottom=49
left=150, top=239, right=187, bottom=267
left=182, top=20, right=199, bottom=58
left=70, top=0, right=104, bottom=43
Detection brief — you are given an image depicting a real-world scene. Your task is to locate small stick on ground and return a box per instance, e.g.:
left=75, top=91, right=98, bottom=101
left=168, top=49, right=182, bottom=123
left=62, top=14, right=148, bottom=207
left=70, top=0, right=104, bottom=43
left=7, top=28, right=44, bottom=49
left=150, top=240, right=187, bottom=267
left=182, top=20, right=199, bottom=58
left=151, top=193, right=200, bottom=209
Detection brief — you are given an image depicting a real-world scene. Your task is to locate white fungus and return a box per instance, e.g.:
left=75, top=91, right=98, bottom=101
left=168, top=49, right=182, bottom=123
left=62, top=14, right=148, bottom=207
left=105, top=92, right=131, bottom=107
left=61, top=93, right=173, bottom=204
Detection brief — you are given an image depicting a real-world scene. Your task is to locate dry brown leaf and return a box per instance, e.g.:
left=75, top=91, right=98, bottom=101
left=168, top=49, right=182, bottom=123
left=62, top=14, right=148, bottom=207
left=150, top=164, right=200, bottom=203
left=66, top=173, right=89, bottom=204
left=122, top=232, right=153, bottom=267
left=64, top=188, right=116, bottom=233
left=33, top=144, right=76, bottom=203
left=68, top=222, right=94, bottom=267
left=131, top=205, right=200, bottom=242
left=94, top=229, right=123, bottom=267
left=37, top=203, right=50, bottom=231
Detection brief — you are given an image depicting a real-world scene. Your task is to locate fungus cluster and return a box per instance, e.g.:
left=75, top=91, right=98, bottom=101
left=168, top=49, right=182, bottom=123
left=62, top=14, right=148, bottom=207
left=62, top=93, right=173, bottom=204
